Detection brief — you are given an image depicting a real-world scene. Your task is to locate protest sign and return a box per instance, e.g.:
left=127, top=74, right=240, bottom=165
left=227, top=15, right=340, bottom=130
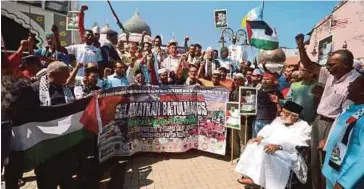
left=214, top=9, right=228, bottom=28
left=92, top=86, right=229, bottom=162
left=239, top=87, right=258, bottom=115
left=225, top=102, right=241, bottom=130
left=66, top=11, right=79, bottom=31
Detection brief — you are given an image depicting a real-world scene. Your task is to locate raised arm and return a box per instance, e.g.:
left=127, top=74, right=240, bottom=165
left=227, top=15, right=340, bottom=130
left=78, top=5, right=88, bottom=43
left=65, top=63, right=82, bottom=86
left=295, top=34, right=320, bottom=75
left=184, top=37, right=189, bottom=52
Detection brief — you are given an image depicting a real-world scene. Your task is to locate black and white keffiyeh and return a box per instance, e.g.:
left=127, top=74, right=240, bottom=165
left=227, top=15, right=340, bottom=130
left=39, top=75, right=74, bottom=106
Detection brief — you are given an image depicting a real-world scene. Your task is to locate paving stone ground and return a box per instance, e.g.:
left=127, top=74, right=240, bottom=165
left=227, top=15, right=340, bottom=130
left=2, top=150, right=244, bottom=189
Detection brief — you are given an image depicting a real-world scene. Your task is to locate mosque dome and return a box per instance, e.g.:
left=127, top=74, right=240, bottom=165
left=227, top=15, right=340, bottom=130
left=123, top=9, right=152, bottom=36
left=101, top=24, right=112, bottom=34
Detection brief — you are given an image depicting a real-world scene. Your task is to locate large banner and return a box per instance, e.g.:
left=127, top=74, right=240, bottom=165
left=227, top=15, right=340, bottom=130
left=95, top=86, right=229, bottom=162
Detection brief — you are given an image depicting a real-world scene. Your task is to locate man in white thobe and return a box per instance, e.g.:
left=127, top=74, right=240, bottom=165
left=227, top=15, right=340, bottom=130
left=235, top=101, right=311, bottom=189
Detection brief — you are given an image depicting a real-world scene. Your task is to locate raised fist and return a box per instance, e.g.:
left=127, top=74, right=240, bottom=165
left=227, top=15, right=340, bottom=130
left=104, top=68, right=112, bottom=76
left=142, top=31, right=147, bottom=36
left=20, top=40, right=29, bottom=48
left=80, top=4, right=88, bottom=12
left=295, top=34, right=305, bottom=47
left=184, top=36, right=190, bottom=41
left=51, top=25, right=59, bottom=35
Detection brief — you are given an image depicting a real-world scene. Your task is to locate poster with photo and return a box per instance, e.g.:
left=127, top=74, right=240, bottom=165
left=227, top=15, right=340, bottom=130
left=225, top=102, right=241, bottom=130
left=66, top=11, right=79, bottom=31
left=318, top=35, right=333, bottom=65
left=214, top=9, right=228, bottom=28
left=239, top=87, right=258, bottom=115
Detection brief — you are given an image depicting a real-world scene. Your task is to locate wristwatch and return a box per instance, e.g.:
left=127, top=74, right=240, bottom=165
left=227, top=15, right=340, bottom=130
left=278, top=145, right=283, bottom=150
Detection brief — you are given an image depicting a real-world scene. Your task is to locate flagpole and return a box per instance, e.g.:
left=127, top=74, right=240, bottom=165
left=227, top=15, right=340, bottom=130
left=261, top=0, right=264, bottom=20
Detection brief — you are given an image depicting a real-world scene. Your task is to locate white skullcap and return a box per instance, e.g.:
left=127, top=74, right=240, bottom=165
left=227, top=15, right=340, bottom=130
left=206, top=47, right=213, bottom=52
left=92, top=26, right=100, bottom=34
left=158, top=68, right=168, bottom=74
left=234, top=73, right=245, bottom=80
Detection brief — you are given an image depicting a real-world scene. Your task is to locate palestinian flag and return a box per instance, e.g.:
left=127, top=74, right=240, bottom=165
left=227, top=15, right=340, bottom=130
left=10, top=96, right=98, bottom=171
left=246, top=20, right=279, bottom=50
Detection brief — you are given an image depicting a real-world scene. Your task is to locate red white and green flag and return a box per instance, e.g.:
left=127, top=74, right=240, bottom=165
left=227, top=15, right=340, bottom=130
left=246, top=20, right=279, bottom=50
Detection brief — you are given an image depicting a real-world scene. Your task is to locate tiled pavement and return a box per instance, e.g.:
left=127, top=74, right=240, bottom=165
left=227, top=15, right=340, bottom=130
left=2, top=150, right=244, bottom=189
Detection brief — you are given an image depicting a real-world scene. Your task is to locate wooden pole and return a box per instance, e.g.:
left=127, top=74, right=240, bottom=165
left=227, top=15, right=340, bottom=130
left=231, top=128, right=234, bottom=165
left=244, top=115, right=248, bottom=145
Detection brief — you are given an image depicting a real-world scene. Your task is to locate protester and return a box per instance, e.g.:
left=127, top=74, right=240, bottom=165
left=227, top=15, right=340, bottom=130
left=185, top=64, right=202, bottom=86
left=158, top=68, right=170, bottom=85
left=216, top=47, right=234, bottom=75
left=252, top=72, right=283, bottom=137
left=185, top=44, right=200, bottom=67
left=101, top=30, right=121, bottom=71
left=133, top=70, right=147, bottom=86
left=250, top=68, right=263, bottom=88
left=321, top=74, right=364, bottom=189
left=194, top=43, right=203, bottom=61
left=81, top=67, right=101, bottom=96
left=296, top=34, right=361, bottom=189
left=66, top=30, right=103, bottom=78
left=218, top=67, right=234, bottom=89
left=198, top=47, right=220, bottom=80
left=133, top=41, right=158, bottom=85
left=78, top=4, right=101, bottom=48
left=4, top=61, right=79, bottom=188
left=161, top=40, right=181, bottom=83
left=103, top=62, right=133, bottom=88
left=229, top=73, right=246, bottom=154
left=244, top=67, right=254, bottom=86
left=35, top=25, right=69, bottom=66
left=20, top=55, right=41, bottom=79
left=235, top=101, right=311, bottom=189
left=281, top=64, right=317, bottom=123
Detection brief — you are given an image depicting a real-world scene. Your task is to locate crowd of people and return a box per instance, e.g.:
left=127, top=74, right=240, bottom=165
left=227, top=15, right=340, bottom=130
left=1, top=4, right=364, bottom=189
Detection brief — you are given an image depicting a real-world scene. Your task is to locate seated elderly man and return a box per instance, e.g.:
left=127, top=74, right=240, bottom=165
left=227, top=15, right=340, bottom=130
left=235, top=101, right=311, bottom=189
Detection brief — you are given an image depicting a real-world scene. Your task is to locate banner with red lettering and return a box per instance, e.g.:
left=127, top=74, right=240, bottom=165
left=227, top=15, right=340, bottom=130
left=90, top=86, right=229, bottom=162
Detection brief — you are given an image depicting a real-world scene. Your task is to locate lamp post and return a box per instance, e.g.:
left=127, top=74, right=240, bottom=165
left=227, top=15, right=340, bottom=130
left=218, top=28, right=248, bottom=48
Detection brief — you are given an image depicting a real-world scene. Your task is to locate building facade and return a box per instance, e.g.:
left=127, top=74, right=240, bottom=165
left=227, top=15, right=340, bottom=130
left=305, top=1, right=364, bottom=65
left=1, top=0, right=80, bottom=52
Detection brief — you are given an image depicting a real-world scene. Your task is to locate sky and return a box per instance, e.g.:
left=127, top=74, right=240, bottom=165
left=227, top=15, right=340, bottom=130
left=81, top=1, right=338, bottom=53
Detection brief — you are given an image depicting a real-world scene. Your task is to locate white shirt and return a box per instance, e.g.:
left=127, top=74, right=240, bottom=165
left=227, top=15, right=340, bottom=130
left=317, top=68, right=360, bottom=118
left=161, top=55, right=180, bottom=76
left=65, top=44, right=103, bottom=77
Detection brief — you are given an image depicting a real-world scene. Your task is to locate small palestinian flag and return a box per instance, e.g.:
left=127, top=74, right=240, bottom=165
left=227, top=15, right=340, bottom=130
left=246, top=20, right=279, bottom=50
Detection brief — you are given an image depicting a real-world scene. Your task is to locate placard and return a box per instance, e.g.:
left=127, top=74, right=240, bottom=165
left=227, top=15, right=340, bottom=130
left=318, top=35, right=333, bottom=65
left=214, top=9, right=228, bottom=28
left=225, top=102, right=241, bottom=130
left=239, top=87, right=258, bottom=115
left=66, top=11, right=79, bottom=31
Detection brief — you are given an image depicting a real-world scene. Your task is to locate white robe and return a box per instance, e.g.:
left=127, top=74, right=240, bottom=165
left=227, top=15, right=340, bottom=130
left=235, top=117, right=311, bottom=189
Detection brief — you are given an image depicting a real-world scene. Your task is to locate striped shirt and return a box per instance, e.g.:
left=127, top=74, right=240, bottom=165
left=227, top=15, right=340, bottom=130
left=317, top=68, right=360, bottom=119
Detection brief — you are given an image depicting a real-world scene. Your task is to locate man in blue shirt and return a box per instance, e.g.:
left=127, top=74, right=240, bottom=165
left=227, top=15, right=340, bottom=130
left=104, top=62, right=131, bottom=88
left=321, top=73, right=364, bottom=189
